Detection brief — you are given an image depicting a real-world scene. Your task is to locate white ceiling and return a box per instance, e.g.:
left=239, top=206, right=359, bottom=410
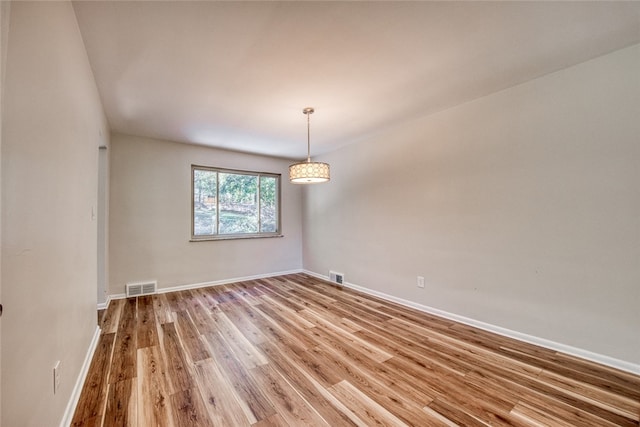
left=72, top=1, right=640, bottom=160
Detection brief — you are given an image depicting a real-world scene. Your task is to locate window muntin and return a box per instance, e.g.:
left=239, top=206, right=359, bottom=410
left=192, top=166, right=280, bottom=240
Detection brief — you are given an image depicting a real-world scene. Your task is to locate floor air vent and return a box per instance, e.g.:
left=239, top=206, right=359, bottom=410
left=329, top=271, right=344, bottom=285
left=126, top=280, right=157, bottom=297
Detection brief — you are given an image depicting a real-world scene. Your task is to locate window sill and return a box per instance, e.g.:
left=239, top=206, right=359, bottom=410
left=190, top=234, right=284, bottom=242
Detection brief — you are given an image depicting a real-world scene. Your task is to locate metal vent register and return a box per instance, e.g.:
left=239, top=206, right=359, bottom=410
left=329, top=271, right=344, bottom=285
left=126, top=281, right=157, bottom=297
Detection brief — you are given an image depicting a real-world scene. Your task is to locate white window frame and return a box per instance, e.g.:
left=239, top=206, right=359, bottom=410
left=191, top=165, right=282, bottom=241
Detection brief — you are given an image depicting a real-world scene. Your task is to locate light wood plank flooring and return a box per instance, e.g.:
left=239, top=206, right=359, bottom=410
left=72, top=273, right=640, bottom=426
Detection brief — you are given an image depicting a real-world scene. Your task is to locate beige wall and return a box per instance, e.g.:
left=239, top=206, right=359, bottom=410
left=1, top=2, right=108, bottom=425
left=97, top=145, right=109, bottom=306
left=109, top=133, right=303, bottom=295
left=303, top=44, right=640, bottom=366
left=0, top=1, right=11, bottom=420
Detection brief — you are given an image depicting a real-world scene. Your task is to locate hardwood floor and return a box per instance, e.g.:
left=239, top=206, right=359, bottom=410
left=72, top=273, right=640, bottom=426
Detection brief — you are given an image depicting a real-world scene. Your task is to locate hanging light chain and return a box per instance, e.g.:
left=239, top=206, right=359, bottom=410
left=304, top=107, right=314, bottom=163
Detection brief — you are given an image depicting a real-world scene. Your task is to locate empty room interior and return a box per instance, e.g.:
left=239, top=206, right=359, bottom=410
left=1, top=1, right=639, bottom=426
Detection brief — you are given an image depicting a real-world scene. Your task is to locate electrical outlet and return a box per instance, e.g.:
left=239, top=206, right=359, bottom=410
left=417, top=276, right=425, bottom=288
left=53, top=361, right=61, bottom=394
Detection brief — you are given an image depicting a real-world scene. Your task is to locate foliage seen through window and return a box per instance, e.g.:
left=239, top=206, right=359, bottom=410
left=193, top=167, right=279, bottom=239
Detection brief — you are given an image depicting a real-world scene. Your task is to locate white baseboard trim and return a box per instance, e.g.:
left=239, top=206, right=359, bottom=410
left=109, top=292, right=126, bottom=301
left=60, top=325, right=101, bottom=427
left=106, top=269, right=304, bottom=302
left=158, top=269, right=303, bottom=294
left=303, top=270, right=640, bottom=375
left=98, top=294, right=114, bottom=310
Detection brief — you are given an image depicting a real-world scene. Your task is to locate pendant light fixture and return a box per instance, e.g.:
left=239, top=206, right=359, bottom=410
left=289, top=107, right=330, bottom=184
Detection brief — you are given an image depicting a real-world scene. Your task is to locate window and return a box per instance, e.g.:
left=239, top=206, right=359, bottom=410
left=192, top=166, right=281, bottom=240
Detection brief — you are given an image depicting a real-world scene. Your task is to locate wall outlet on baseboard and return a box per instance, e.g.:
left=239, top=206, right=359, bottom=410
left=329, top=271, right=344, bottom=285
left=53, top=360, right=61, bottom=394
left=417, top=276, right=425, bottom=288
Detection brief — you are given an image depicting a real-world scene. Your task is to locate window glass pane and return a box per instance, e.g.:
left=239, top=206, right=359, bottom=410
left=219, top=173, right=258, bottom=234
left=260, top=176, right=277, bottom=233
left=193, top=169, right=217, bottom=235
left=192, top=166, right=280, bottom=239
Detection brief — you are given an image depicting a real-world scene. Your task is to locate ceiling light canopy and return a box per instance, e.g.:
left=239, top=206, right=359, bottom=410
left=289, top=108, right=330, bottom=184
